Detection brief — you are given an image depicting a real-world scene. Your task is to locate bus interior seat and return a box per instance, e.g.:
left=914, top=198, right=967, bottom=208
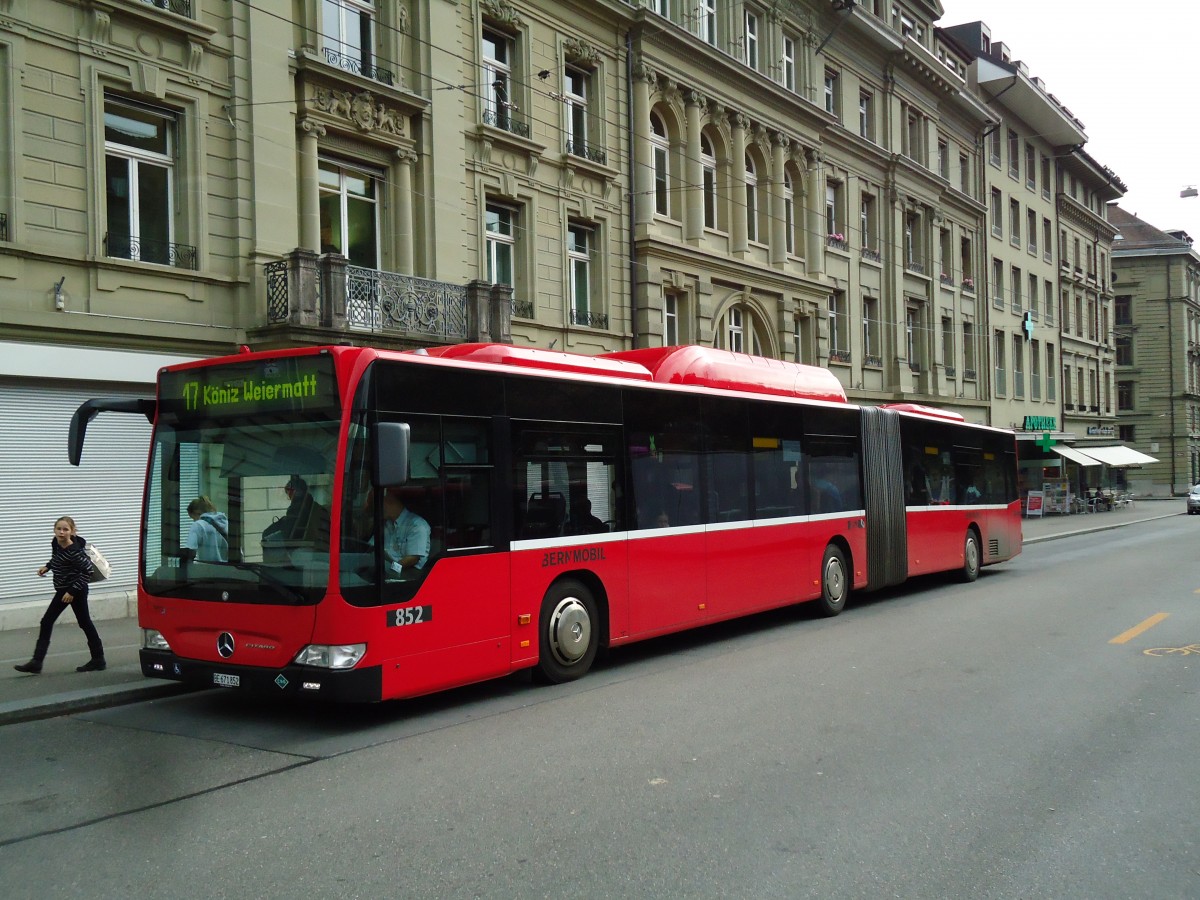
left=523, top=491, right=565, bottom=538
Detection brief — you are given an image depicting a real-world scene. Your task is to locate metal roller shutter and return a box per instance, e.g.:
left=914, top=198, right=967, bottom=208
left=0, top=379, right=153, bottom=606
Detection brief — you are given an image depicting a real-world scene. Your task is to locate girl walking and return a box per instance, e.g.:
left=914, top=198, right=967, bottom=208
left=14, top=516, right=106, bottom=674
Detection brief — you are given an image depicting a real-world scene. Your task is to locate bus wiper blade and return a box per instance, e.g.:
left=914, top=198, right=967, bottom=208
left=222, top=561, right=307, bottom=605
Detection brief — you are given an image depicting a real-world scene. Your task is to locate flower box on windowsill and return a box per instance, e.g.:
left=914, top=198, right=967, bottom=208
left=826, top=234, right=848, bottom=251
left=829, top=349, right=852, bottom=364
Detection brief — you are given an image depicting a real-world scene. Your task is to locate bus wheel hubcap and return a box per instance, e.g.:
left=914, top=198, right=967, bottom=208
left=549, top=597, right=591, bottom=665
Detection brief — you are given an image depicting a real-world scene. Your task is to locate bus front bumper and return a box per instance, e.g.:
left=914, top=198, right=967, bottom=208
left=140, top=649, right=383, bottom=702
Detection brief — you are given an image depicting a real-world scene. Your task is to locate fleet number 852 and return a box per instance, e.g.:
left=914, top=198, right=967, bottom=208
left=388, top=605, right=433, bottom=628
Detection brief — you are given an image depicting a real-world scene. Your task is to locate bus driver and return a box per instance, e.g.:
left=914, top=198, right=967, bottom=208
left=379, top=489, right=431, bottom=578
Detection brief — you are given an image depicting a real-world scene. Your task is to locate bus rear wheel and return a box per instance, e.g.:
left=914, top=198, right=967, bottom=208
left=535, top=579, right=598, bottom=684
left=815, top=544, right=849, bottom=617
left=959, top=529, right=981, bottom=583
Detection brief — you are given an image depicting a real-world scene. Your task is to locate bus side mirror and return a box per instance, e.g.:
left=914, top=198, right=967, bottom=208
left=373, top=422, right=411, bottom=487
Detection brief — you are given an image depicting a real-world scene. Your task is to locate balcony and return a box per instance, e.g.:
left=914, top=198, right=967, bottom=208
left=570, top=308, right=609, bottom=329
left=566, top=138, right=607, bottom=166
left=482, top=108, right=531, bottom=139
left=141, top=0, right=192, bottom=15
left=322, top=47, right=395, bottom=87
left=104, top=232, right=198, bottom=270
left=262, top=249, right=512, bottom=345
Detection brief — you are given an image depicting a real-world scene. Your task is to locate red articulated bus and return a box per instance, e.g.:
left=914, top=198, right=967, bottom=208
left=69, top=343, right=1021, bottom=702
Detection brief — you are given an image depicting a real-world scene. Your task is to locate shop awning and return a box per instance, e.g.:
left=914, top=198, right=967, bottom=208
left=1052, top=445, right=1102, bottom=467
left=1076, top=445, right=1159, bottom=468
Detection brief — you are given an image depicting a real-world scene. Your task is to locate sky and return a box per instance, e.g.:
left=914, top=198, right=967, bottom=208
left=940, top=0, right=1200, bottom=241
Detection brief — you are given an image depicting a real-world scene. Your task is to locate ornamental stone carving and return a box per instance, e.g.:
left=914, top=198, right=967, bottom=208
left=563, top=38, right=600, bottom=69
left=313, top=88, right=405, bottom=136
left=481, top=0, right=522, bottom=29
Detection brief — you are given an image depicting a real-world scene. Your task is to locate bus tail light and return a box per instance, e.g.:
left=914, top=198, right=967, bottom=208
left=293, top=643, right=367, bottom=670
left=142, top=629, right=172, bottom=652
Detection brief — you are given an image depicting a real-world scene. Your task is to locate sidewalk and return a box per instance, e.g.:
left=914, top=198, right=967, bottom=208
left=1, top=499, right=1182, bottom=726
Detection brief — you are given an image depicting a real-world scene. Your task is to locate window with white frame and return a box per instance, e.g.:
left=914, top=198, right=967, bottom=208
left=863, top=296, right=880, bottom=362
left=651, top=111, right=671, bottom=217
left=783, top=172, right=795, bottom=255
left=482, top=28, right=518, bottom=132
left=942, top=316, right=954, bottom=369
left=963, top=322, right=976, bottom=374
left=727, top=306, right=744, bottom=353
left=859, top=91, right=872, bottom=140
left=564, top=66, right=594, bottom=159
left=318, top=157, right=380, bottom=268
left=860, top=193, right=875, bottom=253
left=781, top=34, right=796, bottom=91
left=700, top=132, right=718, bottom=230
left=906, top=307, right=921, bottom=370
left=990, top=188, right=1002, bottom=236
left=697, top=0, right=716, bottom=45
left=744, top=9, right=759, bottom=70
left=1029, top=273, right=1039, bottom=317
left=824, top=70, right=838, bottom=116
left=664, top=292, right=678, bottom=345
left=1013, top=335, right=1025, bottom=398
left=1031, top=338, right=1041, bottom=398
left=652, top=0, right=670, bottom=17
left=828, top=292, right=847, bottom=358
left=1009, top=198, right=1020, bottom=246
left=745, top=155, right=760, bottom=243
left=994, top=330, right=1007, bottom=396
left=568, top=222, right=596, bottom=324
left=937, top=137, right=948, bottom=179
left=485, top=202, right=517, bottom=286
left=322, top=0, right=389, bottom=83
left=104, top=95, right=181, bottom=266
left=1046, top=344, right=1055, bottom=399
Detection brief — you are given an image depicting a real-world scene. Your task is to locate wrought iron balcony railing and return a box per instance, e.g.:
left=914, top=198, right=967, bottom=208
left=322, top=47, right=395, bottom=86
left=570, top=308, right=608, bottom=329
left=346, top=266, right=466, bottom=338
left=566, top=138, right=607, bottom=165
left=104, top=233, right=198, bottom=270
left=482, top=109, right=531, bottom=138
left=511, top=298, right=535, bottom=319
left=0, top=212, right=8, bottom=242
left=142, top=0, right=192, bottom=16
left=861, top=247, right=881, bottom=262
left=829, top=349, right=852, bottom=363
left=864, top=354, right=882, bottom=368
left=906, top=260, right=924, bottom=274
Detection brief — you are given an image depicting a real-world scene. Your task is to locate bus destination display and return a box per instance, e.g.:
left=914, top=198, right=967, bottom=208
left=160, top=355, right=338, bottom=419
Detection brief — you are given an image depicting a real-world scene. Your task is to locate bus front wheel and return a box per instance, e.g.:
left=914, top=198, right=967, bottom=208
left=815, top=545, right=849, bottom=617
left=535, top=579, right=598, bottom=684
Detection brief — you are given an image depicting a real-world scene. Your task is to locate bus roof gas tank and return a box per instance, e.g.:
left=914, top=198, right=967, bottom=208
left=603, top=346, right=847, bottom=404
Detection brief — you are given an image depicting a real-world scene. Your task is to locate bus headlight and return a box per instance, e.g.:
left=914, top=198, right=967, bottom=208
left=293, top=643, right=367, bottom=670
left=142, top=629, right=172, bottom=652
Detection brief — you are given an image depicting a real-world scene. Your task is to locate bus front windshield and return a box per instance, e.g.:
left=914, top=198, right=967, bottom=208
left=143, top=356, right=341, bottom=605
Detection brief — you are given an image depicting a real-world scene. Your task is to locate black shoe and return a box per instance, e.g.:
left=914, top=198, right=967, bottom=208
left=14, top=660, right=43, bottom=674
left=76, top=659, right=106, bottom=672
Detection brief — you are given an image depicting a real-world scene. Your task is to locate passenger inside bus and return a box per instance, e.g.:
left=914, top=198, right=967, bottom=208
left=262, top=475, right=330, bottom=561
left=566, top=498, right=607, bottom=535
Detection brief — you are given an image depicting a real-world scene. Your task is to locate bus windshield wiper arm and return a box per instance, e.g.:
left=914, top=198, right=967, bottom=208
left=222, top=561, right=307, bottom=605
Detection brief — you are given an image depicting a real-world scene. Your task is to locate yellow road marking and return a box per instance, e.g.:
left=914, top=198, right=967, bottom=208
left=1109, top=612, right=1170, bottom=644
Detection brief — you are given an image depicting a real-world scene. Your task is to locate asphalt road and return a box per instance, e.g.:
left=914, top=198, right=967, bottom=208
left=2, top=517, right=1198, bottom=899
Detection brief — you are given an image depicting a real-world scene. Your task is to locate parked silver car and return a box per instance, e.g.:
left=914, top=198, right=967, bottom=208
left=1187, top=485, right=1200, bottom=515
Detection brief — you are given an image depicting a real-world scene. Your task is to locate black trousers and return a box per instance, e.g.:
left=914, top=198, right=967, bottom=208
left=33, top=587, right=105, bottom=663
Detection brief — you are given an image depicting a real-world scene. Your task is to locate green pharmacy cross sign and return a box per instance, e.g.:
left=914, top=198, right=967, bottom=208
left=1037, top=432, right=1056, bottom=452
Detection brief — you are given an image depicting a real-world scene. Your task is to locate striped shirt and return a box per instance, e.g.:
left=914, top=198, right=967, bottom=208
left=45, top=536, right=93, bottom=594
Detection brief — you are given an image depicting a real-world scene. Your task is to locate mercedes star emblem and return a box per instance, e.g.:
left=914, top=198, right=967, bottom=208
left=217, top=632, right=235, bottom=658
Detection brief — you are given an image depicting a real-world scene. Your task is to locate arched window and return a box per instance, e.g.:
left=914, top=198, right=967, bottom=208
left=717, top=303, right=764, bottom=355
left=783, top=171, right=795, bottom=256
left=651, top=111, right=671, bottom=218
left=700, top=132, right=717, bottom=230
left=745, top=155, right=759, bottom=243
